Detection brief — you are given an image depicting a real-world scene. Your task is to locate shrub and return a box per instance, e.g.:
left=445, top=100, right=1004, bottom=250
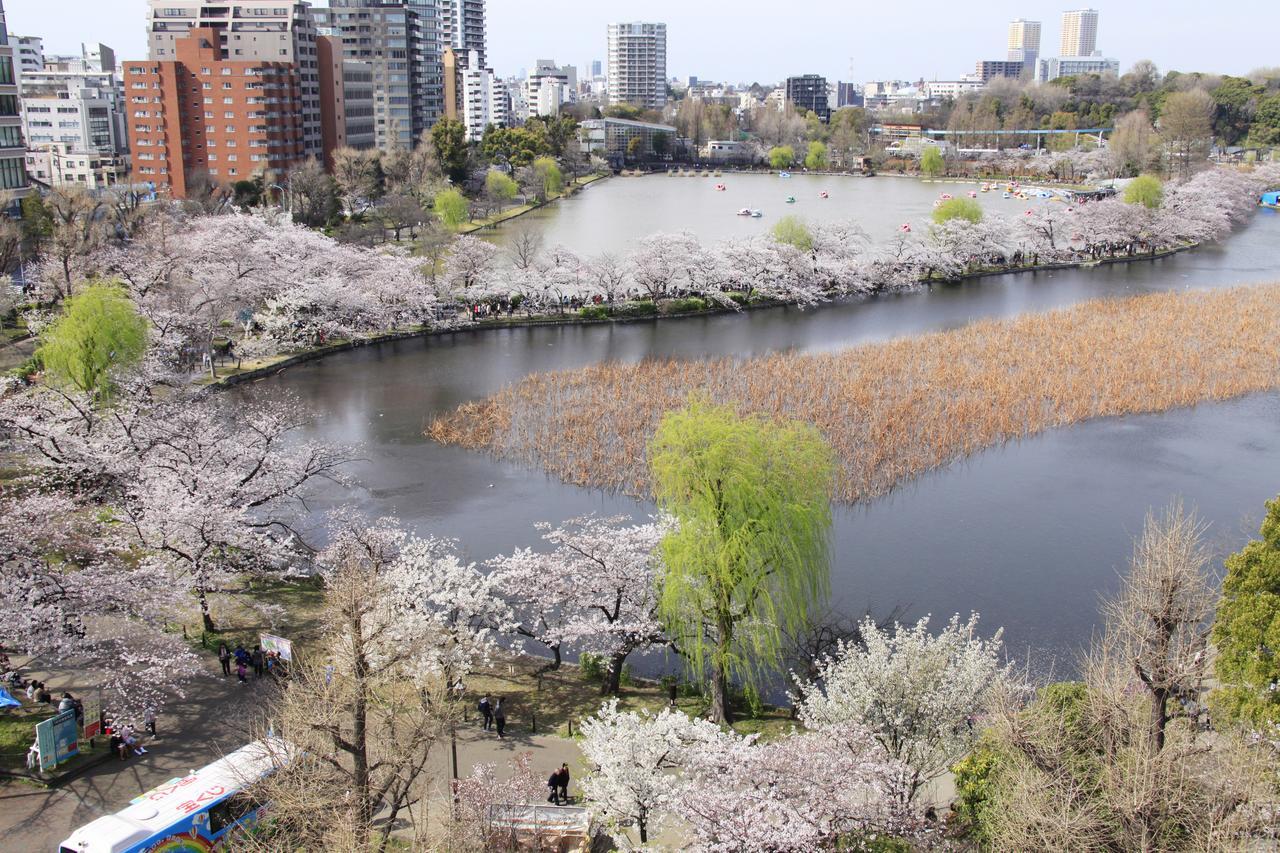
left=951, top=742, right=1004, bottom=845
left=578, top=652, right=604, bottom=682
left=668, top=297, right=708, bottom=313
left=579, top=305, right=609, bottom=321
left=932, top=197, right=984, bottom=225
left=614, top=300, right=658, bottom=318
left=727, top=292, right=750, bottom=306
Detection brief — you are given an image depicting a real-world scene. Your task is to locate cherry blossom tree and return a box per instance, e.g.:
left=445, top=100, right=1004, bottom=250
left=794, top=612, right=1007, bottom=802
left=489, top=515, right=670, bottom=693
left=578, top=699, right=732, bottom=845
left=675, top=727, right=912, bottom=852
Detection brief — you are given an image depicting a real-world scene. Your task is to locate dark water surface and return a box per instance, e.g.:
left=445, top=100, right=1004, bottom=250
left=240, top=203, right=1280, bottom=672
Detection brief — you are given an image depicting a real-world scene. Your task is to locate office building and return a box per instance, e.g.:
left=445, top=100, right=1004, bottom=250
left=579, top=116, right=674, bottom=160
left=1039, top=55, right=1119, bottom=81
left=0, top=1, right=28, bottom=197
left=1060, top=9, right=1099, bottom=58
left=590, top=59, right=601, bottom=78
left=836, top=81, right=861, bottom=109
left=125, top=26, right=314, bottom=197
left=606, top=22, right=666, bottom=109
left=315, top=1, right=444, bottom=151
left=975, top=60, right=1026, bottom=83
left=785, top=74, right=829, bottom=121
left=1007, top=19, right=1040, bottom=76
left=145, top=0, right=324, bottom=162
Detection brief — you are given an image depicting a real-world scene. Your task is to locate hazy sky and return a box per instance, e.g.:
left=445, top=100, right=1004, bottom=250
left=6, top=0, right=1275, bottom=84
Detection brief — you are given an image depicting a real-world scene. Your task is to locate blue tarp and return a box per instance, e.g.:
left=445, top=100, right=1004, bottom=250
left=0, top=686, right=20, bottom=708
left=1262, top=191, right=1280, bottom=206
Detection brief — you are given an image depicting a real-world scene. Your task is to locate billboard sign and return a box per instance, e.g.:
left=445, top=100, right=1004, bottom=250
left=259, top=633, right=293, bottom=662
left=36, top=710, right=79, bottom=771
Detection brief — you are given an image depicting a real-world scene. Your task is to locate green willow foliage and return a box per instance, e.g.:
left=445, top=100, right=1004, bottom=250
left=1211, top=496, right=1280, bottom=730
left=37, top=281, right=147, bottom=400
left=650, top=400, right=835, bottom=720
left=1123, top=174, right=1165, bottom=209
left=931, top=197, right=984, bottom=225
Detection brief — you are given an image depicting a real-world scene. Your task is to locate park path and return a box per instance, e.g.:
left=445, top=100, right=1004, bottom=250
left=0, top=652, right=588, bottom=852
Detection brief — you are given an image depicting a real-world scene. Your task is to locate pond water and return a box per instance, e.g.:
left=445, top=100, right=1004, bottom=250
left=485, top=172, right=1061, bottom=254
left=242, top=177, right=1280, bottom=677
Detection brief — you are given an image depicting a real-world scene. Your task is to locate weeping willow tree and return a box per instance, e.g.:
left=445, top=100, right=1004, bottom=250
left=37, top=281, right=147, bottom=401
left=650, top=400, right=835, bottom=724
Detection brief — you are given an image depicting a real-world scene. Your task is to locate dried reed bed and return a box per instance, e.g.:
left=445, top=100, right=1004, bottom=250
left=429, top=285, right=1280, bottom=504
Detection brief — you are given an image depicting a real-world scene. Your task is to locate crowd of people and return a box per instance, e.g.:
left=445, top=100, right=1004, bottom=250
left=217, top=642, right=286, bottom=683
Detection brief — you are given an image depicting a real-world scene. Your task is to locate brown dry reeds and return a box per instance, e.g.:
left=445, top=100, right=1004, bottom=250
left=428, top=285, right=1280, bottom=504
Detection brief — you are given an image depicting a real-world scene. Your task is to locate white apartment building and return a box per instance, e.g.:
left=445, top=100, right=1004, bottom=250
left=1039, top=55, right=1119, bottom=82
left=524, top=59, right=575, bottom=119
left=25, top=143, right=128, bottom=188
left=1059, top=9, right=1099, bottom=58
left=20, top=71, right=127, bottom=154
left=145, top=0, right=324, bottom=160
left=459, top=49, right=503, bottom=141
left=14, top=35, right=41, bottom=75
left=922, top=79, right=985, bottom=100
left=606, top=21, right=666, bottom=110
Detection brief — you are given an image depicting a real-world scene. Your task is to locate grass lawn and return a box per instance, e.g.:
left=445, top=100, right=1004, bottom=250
left=0, top=704, right=109, bottom=780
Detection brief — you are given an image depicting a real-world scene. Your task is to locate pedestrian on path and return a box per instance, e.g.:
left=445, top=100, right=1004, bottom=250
left=494, top=698, right=506, bottom=739
left=218, top=643, right=231, bottom=677
left=236, top=659, right=248, bottom=683
left=251, top=646, right=264, bottom=678
left=557, top=763, right=570, bottom=803
left=144, top=705, right=156, bottom=737
left=478, top=695, right=492, bottom=730
left=547, top=769, right=561, bottom=805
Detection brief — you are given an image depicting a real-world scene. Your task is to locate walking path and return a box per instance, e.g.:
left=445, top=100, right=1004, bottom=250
left=0, top=653, right=588, bottom=851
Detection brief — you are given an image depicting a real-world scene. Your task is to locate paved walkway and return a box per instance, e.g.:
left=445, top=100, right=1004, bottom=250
left=0, top=654, right=588, bottom=852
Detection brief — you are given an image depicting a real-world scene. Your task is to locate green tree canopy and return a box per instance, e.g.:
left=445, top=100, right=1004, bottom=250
left=650, top=400, right=835, bottom=724
left=532, top=156, right=564, bottom=199
left=920, top=146, right=945, bottom=177
left=1123, top=174, right=1164, bottom=209
left=38, top=281, right=147, bottom=399
left=1211, top=496, right=1280, bottom=730
left=480, top=126, right=548, bottom=171
left=804, top=140, right=828, bottom=171
left=771, top=215, right=814, bottom=252
left=433, top=188, right=471, bottom=230
left=932, top=197, right=984, bottom=225
left=768, top=145, right=795, bottom=170
left=484, top=170, right=519, bottom=208
left=430, top=118, right=470, bottom=184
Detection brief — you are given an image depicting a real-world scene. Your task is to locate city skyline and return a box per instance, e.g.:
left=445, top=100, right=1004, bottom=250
left=4, top=0, right=1277, bottom=85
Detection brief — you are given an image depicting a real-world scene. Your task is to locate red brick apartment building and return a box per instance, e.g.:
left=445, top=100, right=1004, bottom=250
left=125, top=26, right=335, bottom=198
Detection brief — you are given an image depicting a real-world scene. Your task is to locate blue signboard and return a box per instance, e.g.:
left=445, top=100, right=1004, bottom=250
left=36, top=710, right=79, bottom=771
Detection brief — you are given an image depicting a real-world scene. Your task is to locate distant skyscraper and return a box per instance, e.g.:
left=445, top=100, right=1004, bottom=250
left=1007, top=18, right=1041, bottom=75
left=591, top=59, right=602, bottom=78
left=606, top=22, right=667, bottom=110
left=785, top=74, right=830, bottom=121
left=1060, top=9, right=1099, bottom=57
left=440, top=0, right=486, bottom=69
left=0, top=0, right=29, bottom=198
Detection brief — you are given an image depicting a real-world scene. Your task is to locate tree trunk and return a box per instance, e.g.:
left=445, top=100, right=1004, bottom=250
left=1150, top=686, right=1168, bottom=753
left=601, top=650, right=628, bottom=696
left=709, top=657, right=733, bottom=725
left=197, top=587, right=216, bottom=632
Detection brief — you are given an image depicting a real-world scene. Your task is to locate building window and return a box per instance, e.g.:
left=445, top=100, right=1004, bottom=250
left=0, top=157, right=27, bottom=190
left=0, top=57, right=14, bottom=86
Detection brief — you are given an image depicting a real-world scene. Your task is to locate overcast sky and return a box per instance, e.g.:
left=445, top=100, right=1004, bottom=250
left=6, top=0, right=1275, bottom=84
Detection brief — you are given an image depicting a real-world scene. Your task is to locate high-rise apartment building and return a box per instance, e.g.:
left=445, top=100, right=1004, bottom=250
left=316, top=1, right=445, bottom=151
left=1059, top=9, right=1099, bottom=57
left=0, top=1, right=28, bottom=198
left=785, top=74, right=829, bottom=121
left=524, top=59, right=576, bottom=120
left=606, top=22, right=666, bottom=110
left=439, top=0, right=484, bottom=68
left=13, top=35, right=41, bottom=76
left=125, top=26, right=313, bottom=197
left=145, top=1, right=324, bottom=161
left=459, top=49, right=502, bottom=140
left=1007, top=19, right=1041, bottom=74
